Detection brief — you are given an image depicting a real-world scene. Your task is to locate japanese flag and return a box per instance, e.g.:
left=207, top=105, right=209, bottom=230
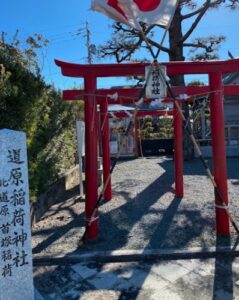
left=91, top=0, right=178, bottom=30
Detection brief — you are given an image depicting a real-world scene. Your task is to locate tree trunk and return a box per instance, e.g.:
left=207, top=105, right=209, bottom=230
left=168, top=6, right=194, bottom=160
left=168, top=6, right=185, bottom=85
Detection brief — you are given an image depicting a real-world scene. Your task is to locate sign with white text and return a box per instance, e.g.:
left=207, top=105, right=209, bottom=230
left=145, top=65, right=167, bottom=99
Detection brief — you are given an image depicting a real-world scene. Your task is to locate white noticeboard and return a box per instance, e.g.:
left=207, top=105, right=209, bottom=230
left=110, top=141, right=118, bottom=154
left=145, top=65, right=167, bottom=99
left=76, top=121, right=85, bottom=198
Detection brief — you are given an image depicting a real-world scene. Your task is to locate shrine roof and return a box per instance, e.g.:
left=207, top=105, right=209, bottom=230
left=108, top=104, right=134, bottom=112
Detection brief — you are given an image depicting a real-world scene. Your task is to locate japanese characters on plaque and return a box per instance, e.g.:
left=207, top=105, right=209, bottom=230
left=145, top=65, right=167, bottom=99
left=0, top=129, right=34, bottom=300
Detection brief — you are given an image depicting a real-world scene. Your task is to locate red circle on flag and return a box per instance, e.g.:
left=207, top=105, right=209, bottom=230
left=133, top=0, right=161, bottom=12
left=108, top=0, right=161, bottom=15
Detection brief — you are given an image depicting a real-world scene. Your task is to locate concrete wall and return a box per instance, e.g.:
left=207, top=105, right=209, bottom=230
left=31, top=162, right=103, bottom=224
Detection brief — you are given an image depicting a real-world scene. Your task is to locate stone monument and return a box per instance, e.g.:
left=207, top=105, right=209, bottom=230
left=0, top=129, right=34, bottom=300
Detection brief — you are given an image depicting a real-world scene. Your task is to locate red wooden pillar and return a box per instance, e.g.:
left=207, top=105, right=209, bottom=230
left=100, top=100, right=112, bottom=201
left=174, top=103, right=184, bottom=197
left=209, top=72, right=230, bottom=235
left=84, top=76, right=99, bottom=239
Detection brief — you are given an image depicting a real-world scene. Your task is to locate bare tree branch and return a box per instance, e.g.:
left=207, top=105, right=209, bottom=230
left=97, top=0, right=238, bottom=63
left=182, top=5, right=209, bottom=19
left=183, top=0, right=238, bottom=19
left=181, top=0, right=216, bottom=43
left=98, top=23, right=160, bottom=62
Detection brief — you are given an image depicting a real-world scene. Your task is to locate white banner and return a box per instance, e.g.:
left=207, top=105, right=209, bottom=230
left=91, top=0, right=178, bottom=30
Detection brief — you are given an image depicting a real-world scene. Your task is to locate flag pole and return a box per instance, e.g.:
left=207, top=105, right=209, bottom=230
left=140, top=24, right=169, bottom=61
left=139, top=30, right=157, bottom=60
left=155, top=25, right=170, bottom=59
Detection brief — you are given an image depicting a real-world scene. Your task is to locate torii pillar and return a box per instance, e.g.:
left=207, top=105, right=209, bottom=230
left=84, top=76, right=99, bottom=239
left=209, top=72, right=229, bottom=235
left=174, top=102, right=183, bottom=197
left=100, top=100, right=112, bottom=201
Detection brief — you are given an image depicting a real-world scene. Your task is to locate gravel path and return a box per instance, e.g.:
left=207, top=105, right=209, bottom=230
left=32, top=156, right=239, bottom=256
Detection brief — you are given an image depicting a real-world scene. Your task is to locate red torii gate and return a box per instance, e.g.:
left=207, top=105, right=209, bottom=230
left=56, top=58, right=239, bottom=240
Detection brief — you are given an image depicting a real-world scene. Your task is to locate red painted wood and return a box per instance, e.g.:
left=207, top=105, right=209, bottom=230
left=84, top=76, right=99, bottom=239
left=174, top=102, right=184, bottom=198
left=55, top=58, right=239, bottom=77
left=209, top=72, right=229, bottom=236
left=62, top=85, right=239, bottom=104
left=63, top=88, right=142, bottom=104
left=100, top=101, right=112, bottom=201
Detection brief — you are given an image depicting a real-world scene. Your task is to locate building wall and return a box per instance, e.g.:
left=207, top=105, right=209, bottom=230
left=223, top=73, right=239, bottom=146
left=224, top=97, right=239, bottom=123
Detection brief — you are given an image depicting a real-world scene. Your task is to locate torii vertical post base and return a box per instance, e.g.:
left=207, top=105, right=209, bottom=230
left=210, top=72, right=230, bottom=236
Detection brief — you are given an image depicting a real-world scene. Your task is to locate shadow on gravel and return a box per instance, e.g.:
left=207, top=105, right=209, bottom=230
left=33, top=157, right=239, bottom=299
left=213, top=235, right=234, bottom=300
left=32, top=200, right=85, bottom=254
left=181, top=157, right=239, bottom=180
left=33, top=157, right=215, bottom=255
left=41, top=195, right=84, bottom=221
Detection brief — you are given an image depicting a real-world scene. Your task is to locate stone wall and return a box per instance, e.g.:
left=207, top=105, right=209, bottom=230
left=31, top=162, right=103, bottom=224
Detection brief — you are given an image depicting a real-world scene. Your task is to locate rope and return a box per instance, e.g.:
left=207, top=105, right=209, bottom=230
left=100, top=96, right=110, bottom=132
left=78, top=88, right=224, bottom=105
left=216, top=204, right=229, bottom=210
left=183, top=89, right=224, bottom=100
left=90, top=94, right=97, bottom=132
left=85, top=216, right=99, bottom=224
left=137, top=117, right=144, bottom=158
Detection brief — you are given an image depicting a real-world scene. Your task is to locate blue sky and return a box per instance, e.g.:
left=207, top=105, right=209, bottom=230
left=1, top=1, right=239, bottom=89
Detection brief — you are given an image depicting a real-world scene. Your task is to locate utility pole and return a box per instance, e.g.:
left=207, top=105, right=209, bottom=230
left=86, top=21, right=93, bottom=64
left=76, top=21, right=95, bottom=64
